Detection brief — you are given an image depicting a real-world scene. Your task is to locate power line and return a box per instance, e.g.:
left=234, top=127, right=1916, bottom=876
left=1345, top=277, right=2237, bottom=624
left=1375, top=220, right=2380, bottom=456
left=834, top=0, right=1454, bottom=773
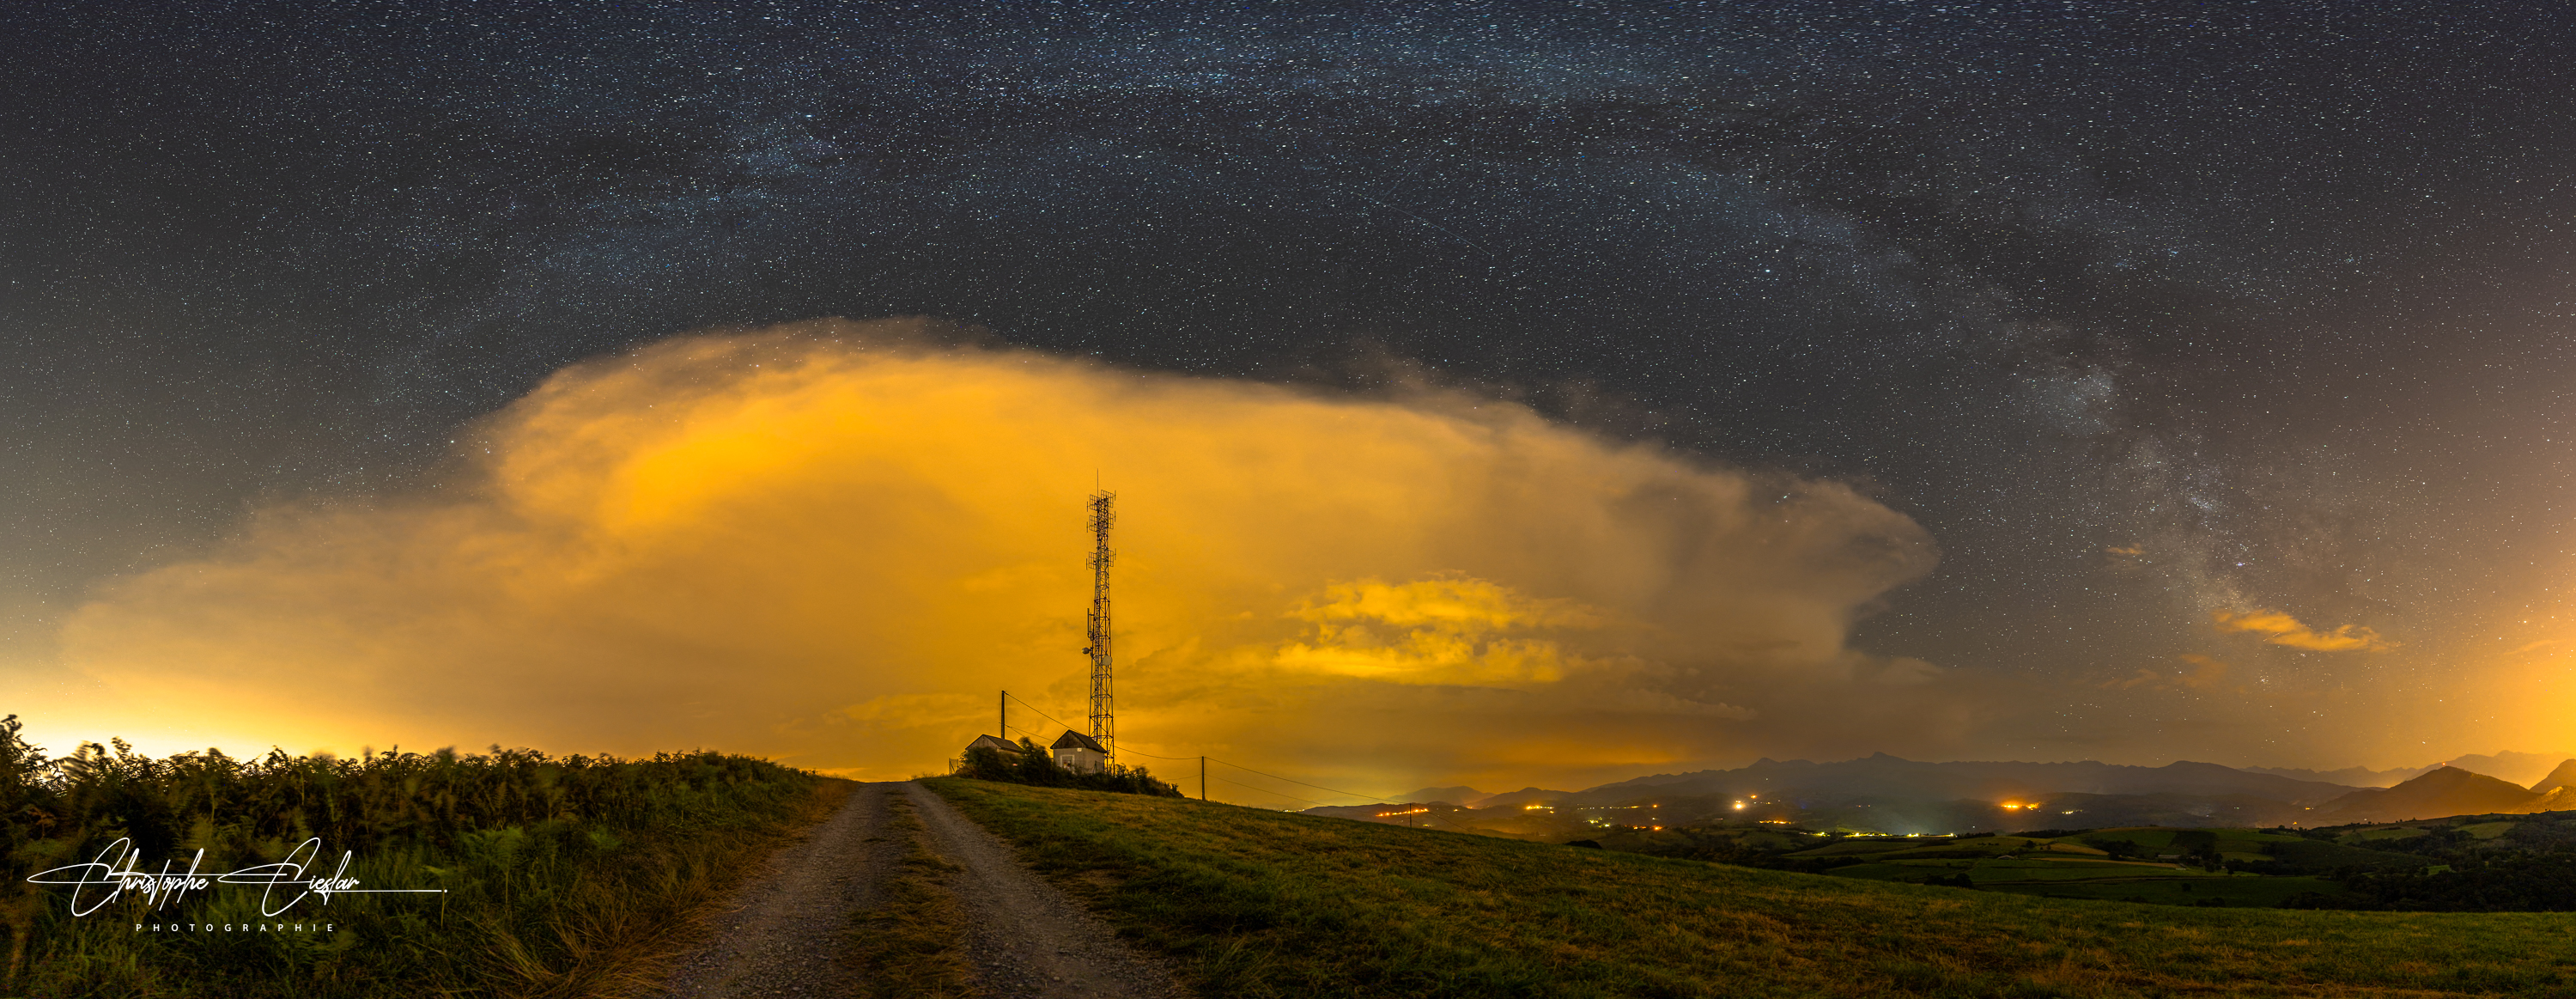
left=1210, top=774, right=1333, bottom=807
left=1071, top=734, right=1393, bottom=804
left=1213, top=758, right=1394, bottom=803
left=997, top=694, right=1477, bottom=828
left=1005, top=692, right=1082, bottom=737
left=1206, top=775, right=1483, bottom=835
left=1001, top=722, right=1056, bottom=744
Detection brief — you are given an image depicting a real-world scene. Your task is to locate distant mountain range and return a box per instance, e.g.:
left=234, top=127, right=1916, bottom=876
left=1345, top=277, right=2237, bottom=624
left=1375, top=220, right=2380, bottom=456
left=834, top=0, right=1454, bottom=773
left=2306, top=765, right=2576, bottom=824
left=1571, top=753, right=2355, bottom=807
left=2241, top=750, right=2573, bottom=789
left=1355, top=751, right=2576, bottom=838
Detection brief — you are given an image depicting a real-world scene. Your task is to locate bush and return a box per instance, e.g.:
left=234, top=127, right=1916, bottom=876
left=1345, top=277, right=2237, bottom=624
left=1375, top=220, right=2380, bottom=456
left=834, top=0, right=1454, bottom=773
left=954, top=738, right=1183, bottom=797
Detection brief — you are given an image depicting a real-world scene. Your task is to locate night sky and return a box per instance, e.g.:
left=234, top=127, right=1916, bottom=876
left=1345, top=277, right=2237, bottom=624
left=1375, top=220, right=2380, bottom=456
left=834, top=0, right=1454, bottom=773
left=9, top=1, right=2576, bottom=779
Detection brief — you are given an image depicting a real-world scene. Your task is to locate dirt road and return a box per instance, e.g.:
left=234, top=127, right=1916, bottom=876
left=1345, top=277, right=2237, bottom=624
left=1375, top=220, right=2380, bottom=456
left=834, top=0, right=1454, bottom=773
left=899, top=782, right=1188, bottom=999
left=651, top=781, right=1187, bottom=998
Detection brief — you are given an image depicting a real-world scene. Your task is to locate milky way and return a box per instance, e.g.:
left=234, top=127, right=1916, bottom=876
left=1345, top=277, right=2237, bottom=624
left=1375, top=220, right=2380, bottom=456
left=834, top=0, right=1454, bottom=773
left=9, top=1, right=2576, bottom=768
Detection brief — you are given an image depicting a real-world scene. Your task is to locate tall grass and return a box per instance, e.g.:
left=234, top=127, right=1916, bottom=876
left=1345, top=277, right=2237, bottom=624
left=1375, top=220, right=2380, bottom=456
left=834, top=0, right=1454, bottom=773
left=1, top=715, right=830, bottom=998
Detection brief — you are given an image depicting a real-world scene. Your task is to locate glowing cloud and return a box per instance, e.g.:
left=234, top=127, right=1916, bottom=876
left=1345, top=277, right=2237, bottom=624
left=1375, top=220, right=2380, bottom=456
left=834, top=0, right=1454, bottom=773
left=1275, top=577, right=1612, bottom=685
left=49, top=320, right=1946, bottom=789
left=2213, top=608, right=2392, bottom=652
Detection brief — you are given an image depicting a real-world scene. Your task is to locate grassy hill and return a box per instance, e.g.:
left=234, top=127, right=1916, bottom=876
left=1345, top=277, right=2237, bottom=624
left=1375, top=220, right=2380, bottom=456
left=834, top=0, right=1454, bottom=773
left=927, top=777, right=2576, bottom=998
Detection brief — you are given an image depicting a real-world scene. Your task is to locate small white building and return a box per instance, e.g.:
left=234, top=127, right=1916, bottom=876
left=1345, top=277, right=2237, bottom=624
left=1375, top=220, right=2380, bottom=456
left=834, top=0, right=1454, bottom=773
left=1051, top=730, right=1108, bottom=774
left=963, top=734, right=1024, bottom=756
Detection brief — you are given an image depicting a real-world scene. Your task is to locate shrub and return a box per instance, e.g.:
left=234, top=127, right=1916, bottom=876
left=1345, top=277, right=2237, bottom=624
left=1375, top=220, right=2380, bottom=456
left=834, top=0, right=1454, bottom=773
left=955, top=738, right=1183, bottom=797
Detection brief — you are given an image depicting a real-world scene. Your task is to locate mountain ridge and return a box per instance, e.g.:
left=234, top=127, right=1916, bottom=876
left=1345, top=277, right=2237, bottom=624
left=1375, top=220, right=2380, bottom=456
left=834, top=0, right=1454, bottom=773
left=1570, top=753, right=2356, bottom=807
left=2307, top=765, right=2558, bottom=824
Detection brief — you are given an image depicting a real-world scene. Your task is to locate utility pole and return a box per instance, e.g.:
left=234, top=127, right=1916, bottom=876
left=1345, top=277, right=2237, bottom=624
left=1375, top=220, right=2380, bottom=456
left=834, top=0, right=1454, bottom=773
left=1200, top=756, right=1206, bottom=801
left=999, top=690, right=1006, bottom=740
left=1084, top=490, right=1116, bottom=763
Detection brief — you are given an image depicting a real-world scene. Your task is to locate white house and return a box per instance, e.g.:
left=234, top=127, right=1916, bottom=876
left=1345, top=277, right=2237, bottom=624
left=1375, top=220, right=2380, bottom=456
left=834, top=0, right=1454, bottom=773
left=963, top=734, right=1024, bottom=756
left=1051, top=730, right=1108, bottom=774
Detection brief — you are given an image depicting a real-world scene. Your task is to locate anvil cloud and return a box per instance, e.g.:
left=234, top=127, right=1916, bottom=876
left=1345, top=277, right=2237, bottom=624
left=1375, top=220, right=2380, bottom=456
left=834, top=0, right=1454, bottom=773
left=49, top=320, right=1955, bottom=790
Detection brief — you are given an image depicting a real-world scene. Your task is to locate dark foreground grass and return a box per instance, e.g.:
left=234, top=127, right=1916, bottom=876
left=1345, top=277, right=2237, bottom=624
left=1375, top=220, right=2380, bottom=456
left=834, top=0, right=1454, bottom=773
left=925, top=777, right=2576, bottom=998
left=3, top=716, right=836, bottom=999
left=841, top=792, right=978, bottom=999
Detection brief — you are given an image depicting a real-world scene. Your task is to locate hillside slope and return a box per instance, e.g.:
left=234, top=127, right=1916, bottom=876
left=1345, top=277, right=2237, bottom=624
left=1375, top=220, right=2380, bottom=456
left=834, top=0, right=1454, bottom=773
left=2531, top=758, right=2576, bottom=795
left=2312, top=766, right=2542, bottom=824
left=927, top=777, right=2573, bottom=998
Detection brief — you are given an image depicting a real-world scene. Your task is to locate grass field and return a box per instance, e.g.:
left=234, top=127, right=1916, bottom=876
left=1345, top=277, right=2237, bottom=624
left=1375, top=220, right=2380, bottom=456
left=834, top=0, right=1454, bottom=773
left=926, top=777, right=2576, bottom=998
left=1784, top=831, right=2372, bottom=909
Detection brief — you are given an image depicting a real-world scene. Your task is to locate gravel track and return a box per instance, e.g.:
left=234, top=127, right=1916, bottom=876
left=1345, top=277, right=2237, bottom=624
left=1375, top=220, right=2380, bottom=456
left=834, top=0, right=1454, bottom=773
left=900, top=782, right=1190, bottom=999
left=652, top=782, right=905, bottom=997
left=650, top=780, right=1189, bottom=998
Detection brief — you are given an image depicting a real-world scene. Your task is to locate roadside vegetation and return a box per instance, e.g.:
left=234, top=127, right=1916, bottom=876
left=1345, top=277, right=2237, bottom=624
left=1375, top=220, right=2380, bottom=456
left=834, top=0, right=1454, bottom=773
left=1, top=714, right=831, bottom=998
left=927, top=777, right=2576, bottom=998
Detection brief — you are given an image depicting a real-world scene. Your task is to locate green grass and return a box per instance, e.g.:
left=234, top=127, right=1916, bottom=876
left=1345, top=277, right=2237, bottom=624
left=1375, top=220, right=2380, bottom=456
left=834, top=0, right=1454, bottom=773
left=1978, top=877, right=2351, bottom=908
left=926, top=777, right=2576, bottom=998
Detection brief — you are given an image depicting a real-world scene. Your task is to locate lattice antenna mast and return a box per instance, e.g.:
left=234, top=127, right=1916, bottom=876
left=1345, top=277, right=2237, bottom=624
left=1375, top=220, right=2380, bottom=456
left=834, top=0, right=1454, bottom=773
left=1084, top=489, right=1116, bottom=763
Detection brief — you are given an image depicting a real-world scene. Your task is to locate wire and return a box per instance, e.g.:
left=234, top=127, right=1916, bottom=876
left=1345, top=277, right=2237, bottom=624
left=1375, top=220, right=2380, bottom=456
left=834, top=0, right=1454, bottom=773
left=1111, top=746, right=1388, bottom=802
left=1210, top=774, right=1332, bottom=807
left=1204, top=775, right=1483, bottom=834
left=995, top=692, right=1478, bottom=830
left=1072, top=738, right=1394, bottom=805
left=1207, top=758, right=1394, bottom=803
left=1005, top=693, right=1084, bottom=736
left=1001, top=722, right=1056, bottom=744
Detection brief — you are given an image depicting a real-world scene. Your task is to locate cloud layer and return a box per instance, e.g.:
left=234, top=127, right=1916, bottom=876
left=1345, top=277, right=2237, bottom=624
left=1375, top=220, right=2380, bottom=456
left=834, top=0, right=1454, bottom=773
left=53, top=321, right=1950, bottom=792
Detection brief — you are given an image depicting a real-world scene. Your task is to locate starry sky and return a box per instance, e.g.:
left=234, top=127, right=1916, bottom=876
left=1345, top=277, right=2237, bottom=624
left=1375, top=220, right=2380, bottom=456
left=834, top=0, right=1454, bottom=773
left=9, top=1, right=2576, bottom=782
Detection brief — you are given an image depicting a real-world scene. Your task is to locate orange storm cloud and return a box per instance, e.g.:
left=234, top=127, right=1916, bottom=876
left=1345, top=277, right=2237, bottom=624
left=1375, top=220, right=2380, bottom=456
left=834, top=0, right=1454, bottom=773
left=2212, top=608, right=2393, bottom=652
left=47, top=320, right=1952, bottom=792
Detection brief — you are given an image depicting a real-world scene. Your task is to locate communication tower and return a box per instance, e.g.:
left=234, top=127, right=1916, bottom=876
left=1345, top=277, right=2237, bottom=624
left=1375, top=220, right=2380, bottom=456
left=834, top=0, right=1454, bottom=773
left=1084, top=489, right=1116, bottom=762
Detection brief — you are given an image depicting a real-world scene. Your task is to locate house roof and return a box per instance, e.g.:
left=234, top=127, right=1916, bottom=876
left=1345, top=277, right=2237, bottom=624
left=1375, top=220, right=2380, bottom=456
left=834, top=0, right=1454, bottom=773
left=967, top=734, right=1023, bottom=752
left=1051, top=730, right=1107, bottom=752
